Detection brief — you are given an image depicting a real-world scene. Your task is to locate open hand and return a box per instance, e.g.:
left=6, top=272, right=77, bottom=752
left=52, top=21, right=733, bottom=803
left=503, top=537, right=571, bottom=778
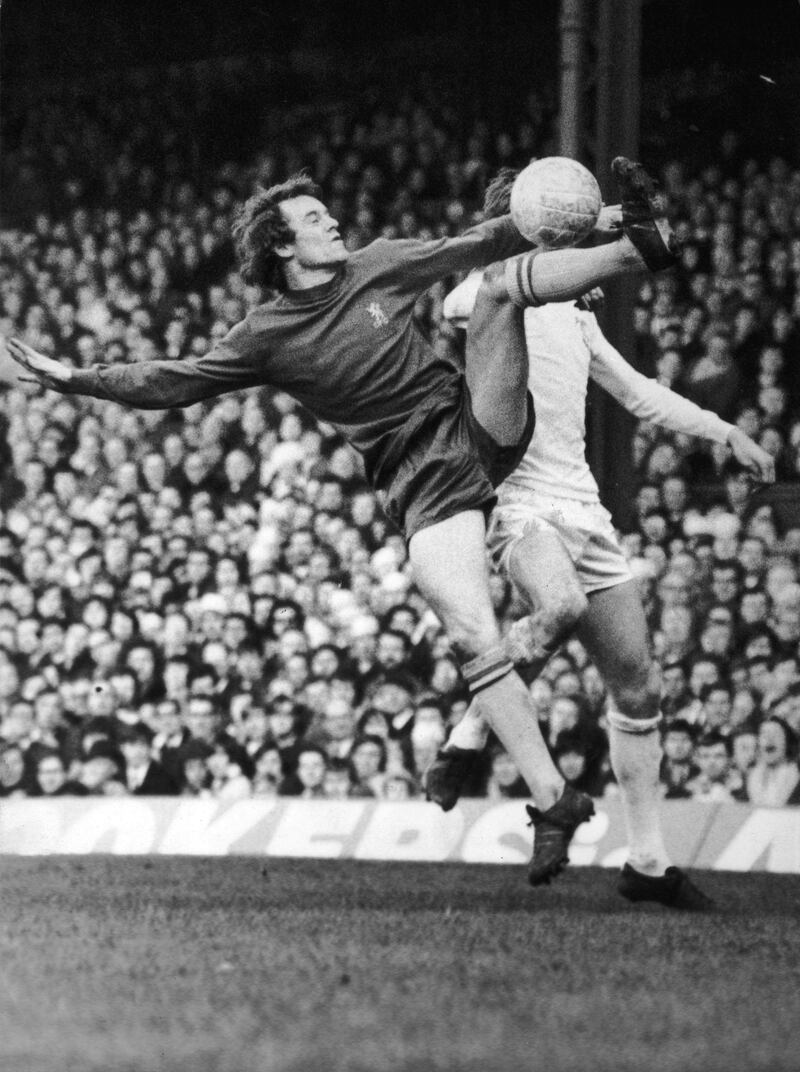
left=4, top=338, right=73, bottom=392
left=727, top=427, right=776, bottom=483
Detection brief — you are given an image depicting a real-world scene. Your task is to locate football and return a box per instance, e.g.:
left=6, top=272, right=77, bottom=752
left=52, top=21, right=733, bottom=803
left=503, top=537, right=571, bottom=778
left=510, top=156, right=603, bottom=249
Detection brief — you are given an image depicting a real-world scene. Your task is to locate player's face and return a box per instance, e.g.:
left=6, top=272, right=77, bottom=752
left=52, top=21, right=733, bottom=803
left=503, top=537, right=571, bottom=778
left=279, top=196, right=348, bottom=271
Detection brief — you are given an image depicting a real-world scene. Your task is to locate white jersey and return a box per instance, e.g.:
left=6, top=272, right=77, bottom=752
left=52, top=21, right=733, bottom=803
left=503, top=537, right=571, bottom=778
left=443, top=272, right=733, bottom=504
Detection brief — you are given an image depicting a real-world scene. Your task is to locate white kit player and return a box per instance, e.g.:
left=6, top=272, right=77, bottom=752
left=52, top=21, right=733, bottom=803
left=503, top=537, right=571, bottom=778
left=426, top=167, right=775, bottom=909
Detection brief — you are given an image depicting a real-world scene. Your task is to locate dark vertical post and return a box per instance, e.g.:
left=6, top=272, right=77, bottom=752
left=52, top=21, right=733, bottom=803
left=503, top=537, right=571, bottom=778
left=588, top=0, right=643, bottom=527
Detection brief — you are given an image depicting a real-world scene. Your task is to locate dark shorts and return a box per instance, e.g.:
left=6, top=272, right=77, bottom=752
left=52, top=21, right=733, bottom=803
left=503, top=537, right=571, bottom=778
left=380, top=389, right=535, bottom=541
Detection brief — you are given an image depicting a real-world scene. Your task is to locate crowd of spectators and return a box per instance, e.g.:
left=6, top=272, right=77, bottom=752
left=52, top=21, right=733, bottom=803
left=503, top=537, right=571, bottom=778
left=2, top=61, right=800, bottom=807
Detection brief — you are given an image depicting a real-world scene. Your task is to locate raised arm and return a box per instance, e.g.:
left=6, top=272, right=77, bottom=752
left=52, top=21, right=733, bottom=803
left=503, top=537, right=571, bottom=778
left=586, top=319, right=776, bottom=482
left=6, top=326, right=268, bottom=410
left=378, top=216, right=532, bottom=293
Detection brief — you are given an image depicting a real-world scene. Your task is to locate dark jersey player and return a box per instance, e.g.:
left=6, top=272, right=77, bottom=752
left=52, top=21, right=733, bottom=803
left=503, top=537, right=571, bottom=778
left=8, top=158, right=677, bottom=885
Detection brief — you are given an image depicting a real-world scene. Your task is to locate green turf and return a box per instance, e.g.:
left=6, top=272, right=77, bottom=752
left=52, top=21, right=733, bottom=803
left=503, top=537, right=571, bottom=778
left=1, top=858, right=800, bottom=1072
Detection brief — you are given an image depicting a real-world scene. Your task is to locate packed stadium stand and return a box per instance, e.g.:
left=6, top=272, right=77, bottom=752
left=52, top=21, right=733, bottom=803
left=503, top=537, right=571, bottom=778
left=2, top=21, right=800, bottom=810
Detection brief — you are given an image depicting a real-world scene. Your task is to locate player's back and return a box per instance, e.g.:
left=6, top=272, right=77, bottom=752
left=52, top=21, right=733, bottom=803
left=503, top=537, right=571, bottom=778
left=503, top=301, right=600, bottom=503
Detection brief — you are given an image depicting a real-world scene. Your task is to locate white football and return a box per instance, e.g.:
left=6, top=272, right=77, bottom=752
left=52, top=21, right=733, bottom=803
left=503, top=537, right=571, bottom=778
left=510, top=157, right=602, bottom=249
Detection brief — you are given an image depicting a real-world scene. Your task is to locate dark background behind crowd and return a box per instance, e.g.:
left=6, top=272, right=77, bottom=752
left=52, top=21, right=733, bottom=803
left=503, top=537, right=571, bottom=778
left=2, top=0, right=800, bottom=808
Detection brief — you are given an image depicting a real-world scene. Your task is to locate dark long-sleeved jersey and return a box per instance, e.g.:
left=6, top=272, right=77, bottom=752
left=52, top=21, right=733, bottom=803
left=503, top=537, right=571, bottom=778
left=69, top=217, right=527, bottom=487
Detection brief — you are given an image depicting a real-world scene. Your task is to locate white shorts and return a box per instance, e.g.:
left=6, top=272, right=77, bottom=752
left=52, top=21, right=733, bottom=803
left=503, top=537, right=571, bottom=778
left=487, top=489, right=633, bottom=594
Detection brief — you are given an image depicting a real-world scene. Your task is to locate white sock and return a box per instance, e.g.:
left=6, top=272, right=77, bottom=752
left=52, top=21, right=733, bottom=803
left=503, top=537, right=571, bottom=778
left=478, top=670, right=563, bottom=810
left=506, top=237, right=641, bottom=306
left=447, top=699, right=491, bottom=751
left=609, top=723, right=671, bottom=876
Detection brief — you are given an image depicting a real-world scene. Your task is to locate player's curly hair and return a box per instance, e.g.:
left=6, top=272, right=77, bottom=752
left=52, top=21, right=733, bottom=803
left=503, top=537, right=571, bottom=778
left=232, top=172, right=322, bottom=291
left=482, top=166, right=521, bottom=220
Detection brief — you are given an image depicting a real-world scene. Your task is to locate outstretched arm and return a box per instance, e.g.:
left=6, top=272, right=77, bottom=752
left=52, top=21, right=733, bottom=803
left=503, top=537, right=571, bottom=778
left=5, top=330, right=268, bottom=410
left=587, top=322, right=775, bottom=482
left=375, top=216, right=532, bottom=294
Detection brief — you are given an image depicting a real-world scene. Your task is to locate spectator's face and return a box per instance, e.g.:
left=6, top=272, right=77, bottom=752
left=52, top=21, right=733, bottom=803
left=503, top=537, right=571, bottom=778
left=758, top=722, right=789, bottom=766
left=658, top=574, right=690, bottom=608
left=185, top=701, right=216, bottom=742
left=126, top=646, right=155, bottom=682
left=16, top=618, right=41, bottom=655
left=660, top=606, right=693, bottom=645
left=242, top=708, right=268, bottom=741
left=22, top=548, right=48, bottom=586
left=491, top=751, right=520, bottom=788
left=164, top=661, right=189, bottom=698
left=383, top=776, right=412, bottom=801
left=701, top=621, right=733, bottom=657
left=154, top=701, right=181, bottom=737
left=268, top=708, right=295, bottom=740
left=711, top=569, right=738, bottom=604
left=549, top=698, right=580, bottom=736
left=23, top=461, right=47, bottom=494
left=529, top=679, right=553, bottom=720
left=2, top=703, right=34, bottom=743
left=34, top=692, right=62, bottom=731
left=370, top=683, right=412, bottom=719
left=724, top=472, right=751, bottom=509
left=702, top=689, right=732, bottom=727
left=351, top=741, right=382, bottom=780
left=376, top=633, right=407, bottom=669
left=351, top=493, right=375, bottom=527
left=183, top=757, right=208, bottom=789
left=236, top=649, right=262, bottom=682
left=414, top=704, right=445, bottom=734
left=323, top=702, right=354, bottom=741
left=82, top=599, right=109, bottom=631
left=664, top=731, right=693, bottom=762
left=255, top=748, right=282, bottom=782
left=698, top=743, right=729, bottom=782
left=297, top=751, right=326, bottom=790
left=0, top=747, right=25, bottom=787
left=186, top=552, right=212, bottom=589
left=661, top=478, right=687, bottom=513
left=276, top=629, right=307, bottom=664
left=689, top=661, right=720, bottom=697
left=0, top=662, right=20, bottom=700
left=323, top=769, right=352, bottom=799
left=558, top=750, right=586, bottom=783
left=772, top=659, right=800, bottom=696
left=740, top=591, right=768, bottom=625
left=553, top=671, right=582, bottom=699
left=121, top=738, right=150, bottom=767
left=223, top=616, right=247, bottom=650
left=662, top=666, right=687, bottom=700
left=732, top=733, right=758, bottom=772
left=37, top=756, right=66, bottom=795
left=310, top=647, right=339, bottom=679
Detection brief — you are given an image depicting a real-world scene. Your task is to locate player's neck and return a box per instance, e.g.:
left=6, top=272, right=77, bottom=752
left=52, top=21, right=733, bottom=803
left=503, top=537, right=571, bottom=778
left=283, top=262, right=339, bottom=291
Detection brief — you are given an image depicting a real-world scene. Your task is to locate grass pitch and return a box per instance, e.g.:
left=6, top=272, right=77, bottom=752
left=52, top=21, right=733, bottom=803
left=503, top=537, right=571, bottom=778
left=1, top=858, right=800, bottom=1072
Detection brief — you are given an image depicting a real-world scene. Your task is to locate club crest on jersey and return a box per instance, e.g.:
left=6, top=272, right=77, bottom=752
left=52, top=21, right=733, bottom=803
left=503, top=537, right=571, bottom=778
left=366, top=301, right=389, bottom=328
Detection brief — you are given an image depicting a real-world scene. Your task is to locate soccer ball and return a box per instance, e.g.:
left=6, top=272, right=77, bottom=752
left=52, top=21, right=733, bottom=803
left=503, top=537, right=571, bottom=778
left=510, top=157, right=602, bottom=249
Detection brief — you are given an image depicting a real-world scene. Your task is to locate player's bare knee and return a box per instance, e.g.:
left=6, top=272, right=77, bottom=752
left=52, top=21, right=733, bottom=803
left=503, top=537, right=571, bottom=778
left=610, top=657, right=658, bottom=718
left=537, top=589, right=587, bottom=643
left=445, top=614, right=500, bottom=663
left=478, top=262, right=511, bottom=305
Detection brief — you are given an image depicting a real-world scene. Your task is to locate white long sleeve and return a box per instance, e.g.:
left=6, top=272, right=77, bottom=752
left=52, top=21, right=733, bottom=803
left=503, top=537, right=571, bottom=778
left=585, top=315, right=733, bottom=444
left=441, top=280, right=734, bottom=504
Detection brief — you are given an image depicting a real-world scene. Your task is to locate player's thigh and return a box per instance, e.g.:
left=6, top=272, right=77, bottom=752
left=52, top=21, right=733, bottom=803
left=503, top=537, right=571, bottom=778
left=408, top=509, right=500, bottom=654
left=507, top=526, right=587, bottom=626
left=577, top=580, right=653, bottom=697
left=465, top=268, right=529, bottom=446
